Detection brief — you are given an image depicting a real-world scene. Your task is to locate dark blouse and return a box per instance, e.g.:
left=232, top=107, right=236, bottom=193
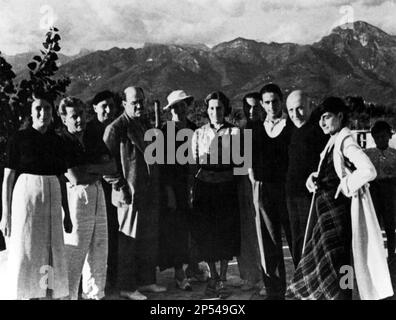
left=317, top=146, right=340, bottom=195
left=58, top=121, right=111, bottom=169
left=160, top=119, right=197, bottom=186
left=5, top=127, right=68, bottom=176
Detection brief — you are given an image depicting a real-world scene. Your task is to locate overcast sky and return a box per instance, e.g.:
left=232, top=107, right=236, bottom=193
left=1, top=0, right=396, bottom=55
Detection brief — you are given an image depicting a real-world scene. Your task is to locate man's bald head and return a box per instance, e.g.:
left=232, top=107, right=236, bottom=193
left=123, top=86, right=145, bottom=118
left=286, top=90, right=312, bottom=128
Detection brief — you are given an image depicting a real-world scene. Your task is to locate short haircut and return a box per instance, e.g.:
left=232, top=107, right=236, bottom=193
left=317, top=97, right=349, bottom=127
left=259, top=83, right=283, bottom=102
left=92, top=90, right=114, bottom=106
left=242, top=92, right=261, bottom=118
left=121, top=87, right=145, bottom=102
left=371, top=120, right=392, bottom=136
left=32, top=90, right=54, bottom=106
left=58, top=97, right=86, bottom=117
left=243, top=92, right=261, bottom=103
left=204, top=91, right=231, bottom=116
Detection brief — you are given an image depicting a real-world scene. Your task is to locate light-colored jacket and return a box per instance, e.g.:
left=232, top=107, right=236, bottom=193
left=103, top=113, right=154, bottom=238
left=317, top=127, right=393, bottom=300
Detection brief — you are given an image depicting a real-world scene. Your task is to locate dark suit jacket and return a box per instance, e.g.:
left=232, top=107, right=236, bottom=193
left=103, top=112, right=156, bottom=238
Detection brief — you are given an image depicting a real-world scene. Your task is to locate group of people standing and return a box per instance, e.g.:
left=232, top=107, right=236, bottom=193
left=0, top=82, right=394, bottom=300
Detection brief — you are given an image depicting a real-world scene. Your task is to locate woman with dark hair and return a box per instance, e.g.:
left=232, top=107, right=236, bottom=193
left=286, top=97, right=393, bottom=300
left=242, top=92, right=264, bottom=124
left=0, top=93, right=71, bottom=299
left=191, top=91, right=240, bottom=298
left=236, top=92, right=264, bottom=291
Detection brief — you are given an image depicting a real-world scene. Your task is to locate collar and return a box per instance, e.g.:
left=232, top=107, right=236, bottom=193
left=123, top=112, right=147, bottom=129
left=61, top=127, right=85, bottom=146
left=264, top=112, right=287, bottom=124
left=124, top=111, right=137, bottom=122
left=263, top=114, right=288, bottom=138
left=208, top=121, right=232, bottom=132
left=29, top=126, right=51, bottom=136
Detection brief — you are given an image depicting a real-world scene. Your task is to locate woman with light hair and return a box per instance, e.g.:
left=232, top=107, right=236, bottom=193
left=0, top=92, right=71, bottom=299
left=58, top=96, right=115, bottom=300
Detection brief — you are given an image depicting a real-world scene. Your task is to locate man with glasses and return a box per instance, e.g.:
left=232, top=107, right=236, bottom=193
left=103, top=86, right=165, bottom=300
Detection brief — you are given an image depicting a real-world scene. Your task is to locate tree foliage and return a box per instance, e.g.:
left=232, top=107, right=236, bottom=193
left=0, top=54, right=17, bottom=164
left=0, top=27, right=70, bottom=166
left=12, top=27, right=71, bottom=122
left=346, top=96, right=396, bottom=130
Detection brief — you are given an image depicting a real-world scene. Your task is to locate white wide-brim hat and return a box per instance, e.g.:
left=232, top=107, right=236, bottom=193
left=164, top=90, right=194, bottom=110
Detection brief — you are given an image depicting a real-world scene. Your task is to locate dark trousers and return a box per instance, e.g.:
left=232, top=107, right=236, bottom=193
left=370, top=180, right=396, bottom=256
left=253, top=181, right=290, bottom=297
left=237, top=176, right=262, bottom=284
left=159, top=181, right=191, bottom=271
left=102, top=180, right=119, bottom=289
left=286, top=193, right=312, bottom=267
left=117, top=232, right=157, bottom=291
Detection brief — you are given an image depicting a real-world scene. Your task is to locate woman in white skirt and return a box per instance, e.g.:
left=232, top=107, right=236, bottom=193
left=0, top=93, right=71, bottom=300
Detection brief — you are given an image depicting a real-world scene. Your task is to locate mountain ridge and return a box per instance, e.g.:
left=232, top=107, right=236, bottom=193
left=8, top=21, right=396, bottom=108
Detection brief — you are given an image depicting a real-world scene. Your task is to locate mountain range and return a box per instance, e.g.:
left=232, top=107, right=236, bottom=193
left=7, top=21, right=396, bottom=108
left=4, top=49, right=92, bottom=74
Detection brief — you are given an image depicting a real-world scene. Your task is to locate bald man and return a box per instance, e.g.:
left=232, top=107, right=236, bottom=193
left=103, top=87, right=166, bottom=300
left=285, top=90, right=327, bottom=266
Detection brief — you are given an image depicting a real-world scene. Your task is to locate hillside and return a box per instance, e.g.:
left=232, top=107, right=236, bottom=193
left=10, top=21, right=396, bottom=108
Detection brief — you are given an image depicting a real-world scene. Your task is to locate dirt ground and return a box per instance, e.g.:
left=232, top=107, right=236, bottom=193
left=103, top=237, right=396, bottom=301
left=1, top=235, right=395, bottom=300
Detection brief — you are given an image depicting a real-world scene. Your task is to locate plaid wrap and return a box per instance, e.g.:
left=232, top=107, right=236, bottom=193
left=286, top=147, right=352, bottom=300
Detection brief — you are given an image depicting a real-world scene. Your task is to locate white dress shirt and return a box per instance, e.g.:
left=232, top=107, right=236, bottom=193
left=263, top=113, right=287, bottom=138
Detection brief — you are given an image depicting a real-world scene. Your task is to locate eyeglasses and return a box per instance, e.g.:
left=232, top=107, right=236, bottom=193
left=128, top=99, right=145, bottom=106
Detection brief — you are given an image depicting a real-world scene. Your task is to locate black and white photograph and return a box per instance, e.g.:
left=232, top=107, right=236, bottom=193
left=1, top=0, right=396, bottom=304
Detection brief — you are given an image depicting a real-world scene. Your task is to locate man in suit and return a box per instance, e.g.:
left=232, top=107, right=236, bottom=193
left=285, top=90, right=327, bottom=267
left=103, top=86, right=166, bottom=300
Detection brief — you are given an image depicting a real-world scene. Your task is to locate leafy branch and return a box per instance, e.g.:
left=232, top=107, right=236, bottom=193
left=0, top=53, right=17, bottom=164
left=11, top=27, right=71, bottom=121
left=0, top=27, right=71, bottom=166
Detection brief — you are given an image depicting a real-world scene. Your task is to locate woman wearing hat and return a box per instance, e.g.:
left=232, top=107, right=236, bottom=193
left=0, top=92, right=70, bottom=299
left=159, top=90, right=197, bottom=290
left=191, top=91, right=240, bottom=298
left=286, top=97, right=393, bottom=300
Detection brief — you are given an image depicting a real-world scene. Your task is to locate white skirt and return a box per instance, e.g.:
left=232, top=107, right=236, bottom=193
left=5, top=174, right=69, bottom=300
